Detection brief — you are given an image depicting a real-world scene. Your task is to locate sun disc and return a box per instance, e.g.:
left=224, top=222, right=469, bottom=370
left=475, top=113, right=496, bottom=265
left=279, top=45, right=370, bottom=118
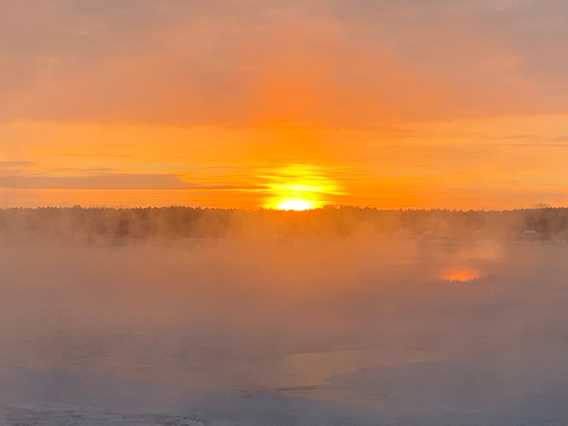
left=261, top=164, right=340, bottom=211
left=275, top=198, right=317, bottom=211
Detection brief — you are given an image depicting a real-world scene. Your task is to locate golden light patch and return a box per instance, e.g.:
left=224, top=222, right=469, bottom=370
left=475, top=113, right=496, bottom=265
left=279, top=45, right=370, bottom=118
left=262, top=164, right=341, bottom=211
left=441, top=267, right=482, bottom=283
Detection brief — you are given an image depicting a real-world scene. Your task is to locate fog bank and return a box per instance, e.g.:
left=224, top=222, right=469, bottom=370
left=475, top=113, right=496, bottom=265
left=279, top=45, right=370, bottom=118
left=1, top=208, right=568, bottom=424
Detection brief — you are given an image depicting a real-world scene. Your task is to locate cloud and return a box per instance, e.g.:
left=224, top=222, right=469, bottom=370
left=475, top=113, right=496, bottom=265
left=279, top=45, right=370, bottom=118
left=2, top=0, right=568, bottom=126
left=0, top=161, right=34, bottom=168
left=0, top=173, right=187, bottom=189
left=0, top=172, right=262, bottom=191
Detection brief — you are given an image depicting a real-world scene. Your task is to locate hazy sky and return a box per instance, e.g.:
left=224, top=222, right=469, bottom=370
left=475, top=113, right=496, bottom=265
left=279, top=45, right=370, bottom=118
left=2, top=0, right=568, bottom=208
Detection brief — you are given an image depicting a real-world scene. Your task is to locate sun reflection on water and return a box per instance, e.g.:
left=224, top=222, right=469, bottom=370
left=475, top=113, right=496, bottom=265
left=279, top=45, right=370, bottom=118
left=441, top=267, right=483, bottom=283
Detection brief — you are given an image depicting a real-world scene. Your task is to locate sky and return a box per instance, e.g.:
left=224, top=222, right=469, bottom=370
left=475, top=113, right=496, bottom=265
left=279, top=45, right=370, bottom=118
left=2, top=0, right=568, bottom=209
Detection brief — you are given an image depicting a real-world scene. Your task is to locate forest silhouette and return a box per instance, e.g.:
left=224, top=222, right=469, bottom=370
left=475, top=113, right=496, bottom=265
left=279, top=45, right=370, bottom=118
left=1, top=206, right=566, bottom=242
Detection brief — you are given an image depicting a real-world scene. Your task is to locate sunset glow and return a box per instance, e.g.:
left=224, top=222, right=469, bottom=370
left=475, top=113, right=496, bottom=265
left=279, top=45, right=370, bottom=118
left=5, top=2, right=568, bottom=424
left=263, top=164, right=340, bottom=211
left=3, top=1, right=568, bottom=209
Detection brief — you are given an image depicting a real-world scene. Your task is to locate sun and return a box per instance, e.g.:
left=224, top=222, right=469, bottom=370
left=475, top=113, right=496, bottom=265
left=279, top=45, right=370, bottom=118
left=261, top=164, right=341, bottom=211
left=275, top=198, right=318, bottom=211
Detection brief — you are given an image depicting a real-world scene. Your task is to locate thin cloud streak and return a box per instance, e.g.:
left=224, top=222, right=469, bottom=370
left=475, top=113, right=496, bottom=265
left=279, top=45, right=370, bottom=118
left=0, top=173, right=259, bottom=191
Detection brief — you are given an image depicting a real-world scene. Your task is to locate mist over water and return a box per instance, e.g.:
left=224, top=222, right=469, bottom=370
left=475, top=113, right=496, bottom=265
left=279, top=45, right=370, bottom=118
left=2, top=208, right=568, bottom=425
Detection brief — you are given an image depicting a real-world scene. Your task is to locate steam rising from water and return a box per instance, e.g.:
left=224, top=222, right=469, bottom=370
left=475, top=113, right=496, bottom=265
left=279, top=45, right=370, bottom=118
left=1, top=209, right=568, bottom=424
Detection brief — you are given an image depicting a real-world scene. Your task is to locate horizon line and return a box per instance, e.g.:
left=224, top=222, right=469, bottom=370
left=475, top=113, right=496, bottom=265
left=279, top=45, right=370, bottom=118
left=0, top=205, right=566, bottom=213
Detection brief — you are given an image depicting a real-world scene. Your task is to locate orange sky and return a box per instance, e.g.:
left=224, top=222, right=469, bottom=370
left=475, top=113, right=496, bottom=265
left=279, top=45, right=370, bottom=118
left=2, top=1, right=568, bottom=209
